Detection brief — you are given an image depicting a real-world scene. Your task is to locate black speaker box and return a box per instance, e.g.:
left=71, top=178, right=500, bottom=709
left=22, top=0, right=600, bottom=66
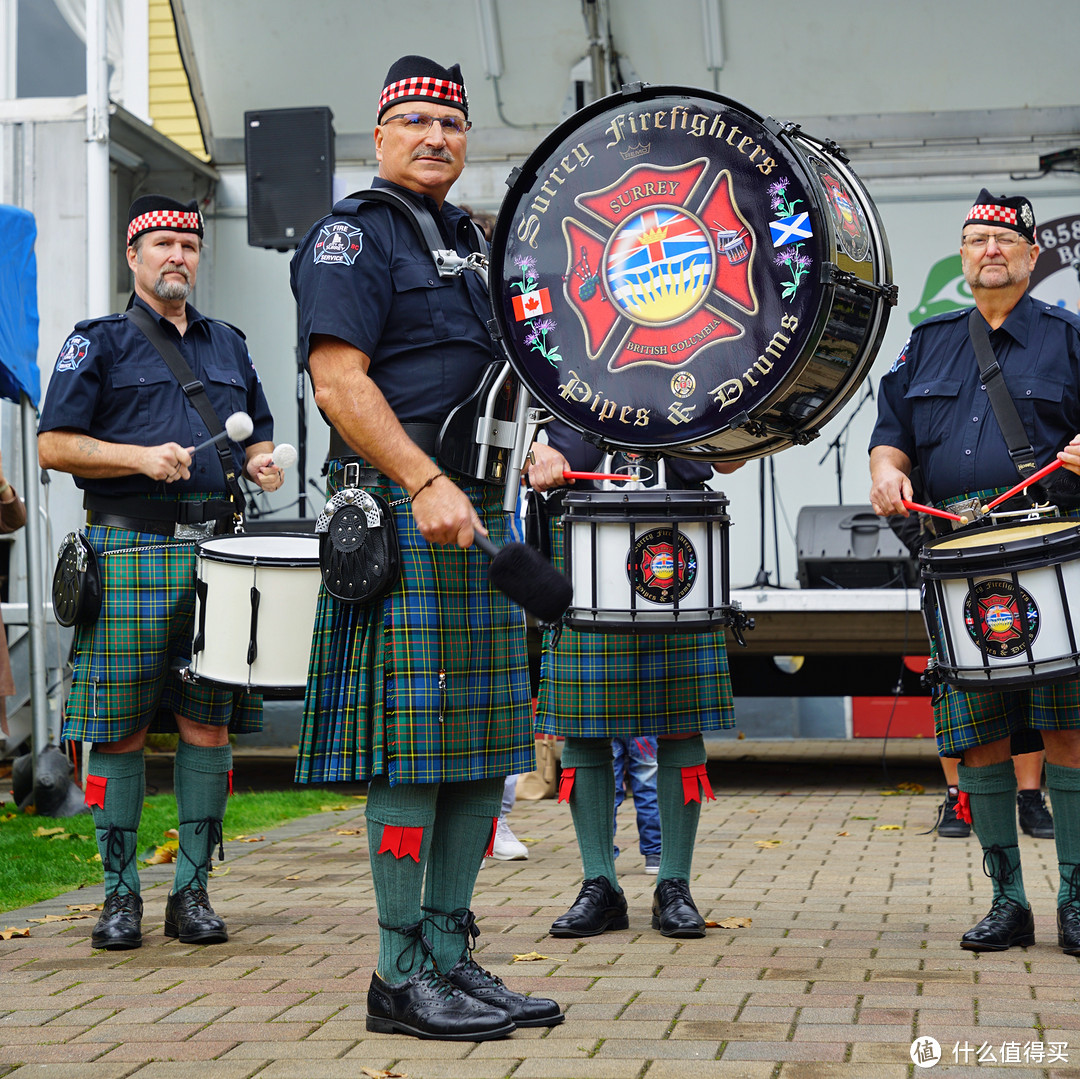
left=796, top=504, right=918, bottom=589
left=245, top=107, right=335, bottom=250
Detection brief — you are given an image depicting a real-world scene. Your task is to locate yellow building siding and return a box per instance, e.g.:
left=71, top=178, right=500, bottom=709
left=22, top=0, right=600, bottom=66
left=147, top=0, right=208, bottom=160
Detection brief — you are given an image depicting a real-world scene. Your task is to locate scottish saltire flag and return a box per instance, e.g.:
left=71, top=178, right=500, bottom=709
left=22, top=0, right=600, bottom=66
left=605, top=209, right=713, bottom=308
left=769, top=212, right=812, bottom=247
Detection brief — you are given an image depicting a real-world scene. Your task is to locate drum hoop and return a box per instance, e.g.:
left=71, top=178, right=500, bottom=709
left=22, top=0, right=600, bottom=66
left=921, top=520, right=1080, bottom=577
left=563, top=489, right=730, bottom=517
left=196, top=532, right=320, bottom=568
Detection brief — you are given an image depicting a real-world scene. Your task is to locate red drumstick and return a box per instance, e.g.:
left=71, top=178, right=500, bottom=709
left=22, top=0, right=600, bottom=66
left=562, top=470, right=638, bottom=482
left=901, top=499, right=966, bottom=523
left=983, top=458, right=1064, bottom=512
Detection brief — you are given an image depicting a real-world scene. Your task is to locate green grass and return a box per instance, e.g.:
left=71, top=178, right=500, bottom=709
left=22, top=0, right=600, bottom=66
left=0, top=788, right=365, bottom=914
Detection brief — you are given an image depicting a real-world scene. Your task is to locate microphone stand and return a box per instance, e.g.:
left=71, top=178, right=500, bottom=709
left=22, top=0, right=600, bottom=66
left=817, top=381, right=875, bottom=505
left=753, top=458, right=772, bottom=587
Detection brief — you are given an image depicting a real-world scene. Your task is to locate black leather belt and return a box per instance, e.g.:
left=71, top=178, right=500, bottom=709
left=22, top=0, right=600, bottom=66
left=328, top=463, right=381, bottom=489
left=83, top=493, right=234, bottom=524
left=88, top=511, right=230, bottom=537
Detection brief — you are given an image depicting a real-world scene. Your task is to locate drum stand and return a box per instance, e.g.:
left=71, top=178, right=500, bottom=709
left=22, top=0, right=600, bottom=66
left=753, top=456, right=783, bottom=588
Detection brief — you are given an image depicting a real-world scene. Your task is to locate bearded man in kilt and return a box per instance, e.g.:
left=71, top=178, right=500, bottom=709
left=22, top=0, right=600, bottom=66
left=289, top=55, right=562, bottom=1041
left=870, top=188, right=1080, bottom=955
left=38, top=195, right=283, bottom=951
left=528, top=423, right=743, bottom=939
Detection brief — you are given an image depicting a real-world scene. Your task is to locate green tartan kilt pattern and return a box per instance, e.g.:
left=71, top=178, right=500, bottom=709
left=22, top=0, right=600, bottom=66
left=62, top=524, right=262, bottom=744
left=932, top=487, right=1080, bottom=757
left=535, top=501, right=736, bottom=738
left=296, top=467, right=534, bottom=786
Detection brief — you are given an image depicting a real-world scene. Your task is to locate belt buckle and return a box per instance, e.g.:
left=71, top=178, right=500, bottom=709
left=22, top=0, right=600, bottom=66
left=343, top=462, right=360, bottom=488
left=174, top=520, right=214, bottom=541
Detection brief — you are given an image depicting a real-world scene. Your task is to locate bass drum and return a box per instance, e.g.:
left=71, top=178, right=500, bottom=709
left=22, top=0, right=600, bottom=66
left=489, top=85, right=895, bottom=461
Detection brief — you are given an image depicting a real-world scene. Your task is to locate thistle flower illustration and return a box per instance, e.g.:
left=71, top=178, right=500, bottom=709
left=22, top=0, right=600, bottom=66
left=524, top=317, right=561, bottom=366
left=774, top=246, right=812, bottom=301
left=512, top=254, right=538, bottom=293
left=768, top=177, right=803, bottom=220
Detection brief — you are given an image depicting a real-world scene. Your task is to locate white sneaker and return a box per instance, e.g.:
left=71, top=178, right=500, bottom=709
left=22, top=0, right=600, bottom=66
left=492, top=818, right=529, bottom=860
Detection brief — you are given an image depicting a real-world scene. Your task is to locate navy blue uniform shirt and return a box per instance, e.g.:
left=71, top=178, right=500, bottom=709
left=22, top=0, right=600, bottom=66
left=289, top=178, right=496, bottom=426
left=870, top=293, right=1080, bottom=504
left=38, top=295, right=274, bottom=496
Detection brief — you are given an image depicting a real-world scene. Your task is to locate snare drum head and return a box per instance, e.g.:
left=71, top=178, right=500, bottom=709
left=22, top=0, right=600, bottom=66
left=490, top=84, right=893, bottom=461
left=197, top=532, right=319, bottom=565
left=931, top=519, right=1078, bottom=551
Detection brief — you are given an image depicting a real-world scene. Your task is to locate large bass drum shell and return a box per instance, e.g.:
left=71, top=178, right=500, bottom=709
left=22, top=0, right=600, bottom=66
left=489, top=85, right=894, bottom=461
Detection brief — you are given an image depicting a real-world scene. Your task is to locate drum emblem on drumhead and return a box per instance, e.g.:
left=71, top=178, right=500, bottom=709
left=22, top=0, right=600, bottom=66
left=628, top=529, right=698, bottom=604
left=818, top=168, right=870, bottom=263
left=964, top=579, right=1040, bottom=658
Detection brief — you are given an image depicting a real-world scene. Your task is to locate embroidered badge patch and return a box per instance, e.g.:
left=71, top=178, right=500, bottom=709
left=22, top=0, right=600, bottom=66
left=56, top=334, right=91, bottom=372
left=313, top=222, right=364, bottom=265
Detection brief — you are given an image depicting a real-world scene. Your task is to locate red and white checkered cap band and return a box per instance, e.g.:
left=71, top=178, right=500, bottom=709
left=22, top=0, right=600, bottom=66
left=127, top=209, right=202, bottom=245
left=378, top=76, right=466, bottom=119
left=966, top=202, right=1018, bottom=228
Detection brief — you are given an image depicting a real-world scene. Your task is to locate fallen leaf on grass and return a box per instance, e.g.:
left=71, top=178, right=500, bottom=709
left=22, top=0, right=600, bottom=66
left=1, top=927, right=30, bottom=939
left=897, top=782, right=925, bottom=794
left=33, top=826, right=68, bottom=838
left=512, top=951, right=564, bottom=963
left=28, top=913, right=93, bottom=924
left=228, top=835, right=265, bottom=843
left=143, top=839, right=178, bottom=865
left=360, top=1068, right=407, bottom=1079
left=336, top=828, right=364, bottom=836
left=712, top=917, right=752, bottom=929
left=754, top=839, right=782, bottom=849
left=875, top=824, right=902, bottom=831
left=320, top=804, right=353, bottom=812
left=1, top=812, right=18, bottom=822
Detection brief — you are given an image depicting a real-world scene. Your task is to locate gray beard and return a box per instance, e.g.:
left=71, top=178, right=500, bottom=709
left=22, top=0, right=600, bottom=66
left=154, top=276, right=191, bottom=301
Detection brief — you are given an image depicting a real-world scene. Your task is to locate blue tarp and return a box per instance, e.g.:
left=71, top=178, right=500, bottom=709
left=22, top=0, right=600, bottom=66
left=0, top=204, right=41, bottom=407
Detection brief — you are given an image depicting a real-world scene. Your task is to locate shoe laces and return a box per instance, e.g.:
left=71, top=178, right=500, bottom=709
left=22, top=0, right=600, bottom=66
left=175, top=817, right=225, bottom=893
left=981, top=845, right=1021, bottom=888
left=175, top=884, right=213, bottom=911
left=576, top=877, right=614, bottom=904
left=100, top=825, right=139, bottom=879
left=103, top=890, right=140, bottom=914
left=378, top=918, right=443, bottom=982
left=1062, top=863, right=1080, bottom=910
left=656, top=877, right=693, bottom=903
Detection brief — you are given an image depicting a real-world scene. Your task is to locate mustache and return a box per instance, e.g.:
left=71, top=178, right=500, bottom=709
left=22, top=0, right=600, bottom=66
left=412, top=147, right=454, bottom=163
left=157, top=265, right=192, bottom=282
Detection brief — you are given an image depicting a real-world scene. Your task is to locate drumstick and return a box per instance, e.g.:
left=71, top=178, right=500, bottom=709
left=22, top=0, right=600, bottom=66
left=901, top=499, right=966, bottom=523
left=563, top=470, right=638, bottom=481
left=983, top=458, right=1064, bottom=512
left=190, top=412, right=253, bottom=454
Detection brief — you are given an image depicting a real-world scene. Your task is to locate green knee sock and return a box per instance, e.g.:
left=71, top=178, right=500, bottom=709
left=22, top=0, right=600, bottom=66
left=562, top=737, right=620, bottom=889
left=366, top=778, right=439, bottom=981
left=958, top=760, right=1027, bottom=908
left=174, top=741, right=231, bottom=893
left=656, top=735, right=707, bottom=884
left=1045, top=763, right=1080, bottom=908
left=86, top=748, right=145, bottom=898
left=423, top=776, right=504, bottom=973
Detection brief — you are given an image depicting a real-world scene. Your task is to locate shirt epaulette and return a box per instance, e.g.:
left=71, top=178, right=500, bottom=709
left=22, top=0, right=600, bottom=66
left=73, top=312, right=125, bottom=331
left=209, top=318, right=247, bottom=341
left=914, top=306, right=972, bottom=331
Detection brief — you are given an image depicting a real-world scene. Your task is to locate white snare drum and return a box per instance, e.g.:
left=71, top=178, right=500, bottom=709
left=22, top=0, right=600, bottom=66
left=189, top=533, right=320, bottom=697
left=563, top=490, right=731, bottom=633
left=921, top=518, right=1080, bottom=689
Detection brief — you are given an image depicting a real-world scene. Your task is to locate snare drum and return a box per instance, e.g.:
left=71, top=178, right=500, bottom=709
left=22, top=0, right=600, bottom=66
left=189, top=533, right=321, bottom=697
left=921, top=518, right=1080, bottom=689
left=563, top=490, right=730, bottom=633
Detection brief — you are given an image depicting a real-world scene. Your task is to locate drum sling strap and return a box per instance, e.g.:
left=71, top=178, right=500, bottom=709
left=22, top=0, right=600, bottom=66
left=968, top=309, right=1038, bottom=482
left=125, top=303, right=246, bottom=513
left=326, top=189, right=489, bottom=464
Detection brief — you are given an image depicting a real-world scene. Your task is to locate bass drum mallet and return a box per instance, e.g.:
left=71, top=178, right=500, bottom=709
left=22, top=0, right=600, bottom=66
left=473, top=533, right=572, bottom=623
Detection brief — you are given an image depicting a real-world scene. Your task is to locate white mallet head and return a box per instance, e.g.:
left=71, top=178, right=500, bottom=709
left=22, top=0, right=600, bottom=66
left=272, top=443, right=298, bottom=469
left=225, top=411, right=254, bottom=441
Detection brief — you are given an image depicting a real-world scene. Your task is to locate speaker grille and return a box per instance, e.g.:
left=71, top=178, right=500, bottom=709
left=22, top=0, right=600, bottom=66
left=245, top=107, right=335, bottom=250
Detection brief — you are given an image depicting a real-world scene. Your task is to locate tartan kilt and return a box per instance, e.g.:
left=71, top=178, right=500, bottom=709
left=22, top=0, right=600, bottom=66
left=296, top=466, right=534, bottom=786
left=535, top=501, right=735, bottom=738
left=62, top=523, right=262, bottom=744
left=931, top=487, right=1080, bottom=756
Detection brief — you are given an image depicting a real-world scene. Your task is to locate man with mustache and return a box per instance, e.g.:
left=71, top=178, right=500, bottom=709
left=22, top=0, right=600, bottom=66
left=869, top=189, right=1080, bottom=955
left=290, top=56, right=561, bottom=1041
left=38, top=195, right=283, bottom=951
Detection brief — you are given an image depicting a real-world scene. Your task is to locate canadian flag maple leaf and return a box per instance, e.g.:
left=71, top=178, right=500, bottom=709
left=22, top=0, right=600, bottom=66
left=512, top=287, right=552, bottom=321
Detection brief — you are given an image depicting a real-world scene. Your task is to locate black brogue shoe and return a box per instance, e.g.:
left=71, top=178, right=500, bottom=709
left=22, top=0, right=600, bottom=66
left=366, top=967, right=515, bottom=1040
left=652, top=878, right=707, bottom=938
left=444, top=955, right=564, bottom=1027
left=960, top=896, right=1035, bottom=951
left=164, top=886, right=228, bottom=944
left=549, top=876, right=629, bottom=937
left=90, top=892, right=143, bottom=950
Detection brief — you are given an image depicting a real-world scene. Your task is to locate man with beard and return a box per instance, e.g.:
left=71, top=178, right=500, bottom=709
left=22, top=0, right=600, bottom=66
left=39, top=194, right=283, bottom=951
left=290, top=56, right=562, bottom=1041
left=869, top=189, right=1080, bottom=955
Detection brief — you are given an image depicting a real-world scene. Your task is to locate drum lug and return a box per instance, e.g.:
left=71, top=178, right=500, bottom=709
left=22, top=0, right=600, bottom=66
left=726, top=604, right=755, bottom=648
left=823, top=264, right=899, bottom=307
left=920, top=663, right=942, bottom=690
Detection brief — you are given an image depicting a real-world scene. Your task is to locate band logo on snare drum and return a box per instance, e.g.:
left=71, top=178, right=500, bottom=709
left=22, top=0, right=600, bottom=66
left=628, top=529, right=698, bottom=605
left=964, top=579, right=1041, bottom=658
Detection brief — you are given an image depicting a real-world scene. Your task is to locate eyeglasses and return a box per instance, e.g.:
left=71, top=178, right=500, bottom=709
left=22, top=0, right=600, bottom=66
left=382, top=112, right=471, bottom=136
left=962, top=232, right=1027, bottom=250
